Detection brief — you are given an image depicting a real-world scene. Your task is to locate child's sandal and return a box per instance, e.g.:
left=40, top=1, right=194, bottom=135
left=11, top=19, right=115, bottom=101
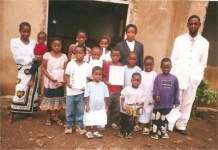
left=54, top=119, right=63, bottom=126
left=46, top=119, right=52, bottom=126
left=133, top=125, right=141, bottom=131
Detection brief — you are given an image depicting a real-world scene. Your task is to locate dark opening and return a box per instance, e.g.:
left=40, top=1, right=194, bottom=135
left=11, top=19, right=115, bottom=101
left=48, top=0, right=128, bottom=54
left=202, top=1, right=218, bottom=66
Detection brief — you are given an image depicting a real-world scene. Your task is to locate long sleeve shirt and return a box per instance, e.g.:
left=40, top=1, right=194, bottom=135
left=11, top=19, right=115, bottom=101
left=153, top=73, right=180, bottom=109
left=171, top=33, right=209, bottom=90
left=10, top=38, right=36, bottom=66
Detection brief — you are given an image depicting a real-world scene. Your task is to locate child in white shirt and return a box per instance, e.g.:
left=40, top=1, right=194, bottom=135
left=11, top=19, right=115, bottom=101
left=64, top=45, right=89, bottom=134
left=138, top=56, right=157, bottom=135
left=118, top=73, right=144, bottom=138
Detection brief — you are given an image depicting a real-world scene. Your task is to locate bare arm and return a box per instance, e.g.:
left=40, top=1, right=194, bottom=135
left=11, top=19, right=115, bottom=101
left=85, top=97, right=90, bottom=112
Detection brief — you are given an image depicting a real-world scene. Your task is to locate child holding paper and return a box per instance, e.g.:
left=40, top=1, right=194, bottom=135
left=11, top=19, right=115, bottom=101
left=151, top=58, right=180, bottom=139
left=83, top=66, right=109, bottom=139
left=99, top=36, right=111, bottom=62
left=118, top=73, right=144, bottom=138
left=64, top=45, right=89, bottom=134
left=40, top=38, right=67, bottom=126
left=103, top=49, right=123, bottom=129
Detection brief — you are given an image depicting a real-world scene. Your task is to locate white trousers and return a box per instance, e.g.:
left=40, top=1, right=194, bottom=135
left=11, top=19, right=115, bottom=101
left=176, top=82, right=198, bottom=130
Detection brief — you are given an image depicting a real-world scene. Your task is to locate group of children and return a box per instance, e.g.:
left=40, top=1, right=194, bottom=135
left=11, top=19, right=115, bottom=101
left=29, top=24, right=180, bottom=140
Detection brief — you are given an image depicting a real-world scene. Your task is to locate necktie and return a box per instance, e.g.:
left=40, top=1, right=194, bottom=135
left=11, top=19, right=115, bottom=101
left=191, top=38, right=195, bottom=47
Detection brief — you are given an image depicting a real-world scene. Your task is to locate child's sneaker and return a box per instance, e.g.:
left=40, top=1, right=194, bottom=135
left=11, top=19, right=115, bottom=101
left=142, top=127, right=150, bottom=135
left=151, top=134, right=159, bottom=140
left=116, top=131, right=124, bottom=138
left=162, top=133, right=169, bottom=139
left=125, top=133, right=132, bottom=139
left=93, top=131, right=103, bottom=138
left=86, top=132, right=94, bottom=139
left=64, top=126, right=72, bottom=134
left=76, top=125, right=86, bottom=134
left=111, top=123, right=118, bottom=129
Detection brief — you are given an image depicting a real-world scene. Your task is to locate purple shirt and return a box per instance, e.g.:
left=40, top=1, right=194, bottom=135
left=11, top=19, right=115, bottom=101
left=153, top=73, right=180, bottom=109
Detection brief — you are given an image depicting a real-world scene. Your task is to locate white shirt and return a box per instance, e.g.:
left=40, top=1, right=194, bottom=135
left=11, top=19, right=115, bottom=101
left=171, top=33, right=209, bottom=90
left=121, top=86, right=145, bottom=105
left=10, top=38, right=36, bottom=65
left=65, top=60, right=89, bottom=96
left=126, top=40, right=135, bottom=52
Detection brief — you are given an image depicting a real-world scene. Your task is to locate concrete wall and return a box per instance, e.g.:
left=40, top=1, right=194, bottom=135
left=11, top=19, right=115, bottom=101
left=1, top=0, right=48, bottom=95
left=131, top=0, right=208, bottom=70
left=1, top=0, right=215, bottom=95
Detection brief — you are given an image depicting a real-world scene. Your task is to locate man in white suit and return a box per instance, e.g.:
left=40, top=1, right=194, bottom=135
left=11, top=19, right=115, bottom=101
left=171, top=15, right=209, bottom=135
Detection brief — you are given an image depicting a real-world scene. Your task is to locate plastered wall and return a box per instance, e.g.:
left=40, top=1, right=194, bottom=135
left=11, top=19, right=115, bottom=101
left=1, top=0, right=215, bottom=95
left=0, top=0, right=48, bottom=95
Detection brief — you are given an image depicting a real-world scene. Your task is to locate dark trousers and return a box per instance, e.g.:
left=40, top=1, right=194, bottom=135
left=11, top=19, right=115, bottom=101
left=30, top=62, right=40, bottom=76
left=119, top=112, right=137, bottom=134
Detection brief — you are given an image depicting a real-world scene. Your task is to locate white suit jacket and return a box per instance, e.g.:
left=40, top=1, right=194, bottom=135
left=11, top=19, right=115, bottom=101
left=171, top=33, right=209, bottom=90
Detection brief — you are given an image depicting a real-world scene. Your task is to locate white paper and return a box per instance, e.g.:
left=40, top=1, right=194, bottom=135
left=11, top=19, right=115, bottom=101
left=83, top=109, right=107, bottom=126
left=70, top=70, right=87, bottom=89
left=52, top=69, right=64, bottom=82
left=88, top=59, right=103, bottom=78
left=109, top=66, right=124, bottom=85
left=166, top=108, right=182, bottom=131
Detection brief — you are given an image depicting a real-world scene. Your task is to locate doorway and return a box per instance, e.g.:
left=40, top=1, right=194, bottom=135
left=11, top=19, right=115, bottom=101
left=48, top=0, right=129, bottom=53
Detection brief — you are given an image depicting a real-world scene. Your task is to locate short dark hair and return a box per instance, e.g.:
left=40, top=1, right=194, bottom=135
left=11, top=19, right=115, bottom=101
left=77, top=29, right=87, bottom=36
left=125, top=24, right=137, bottom=34
left=111, top=48, right=121, bottom=54
left=99, top=36, right=111, bottom=44
left=19, top=22, right=31, bottom=31
left=161, top=58, right=171, bottom=65
left=188, top=15, right=201, bottom=23
left=128, top=51, right=137, bottom=57
left=144, top=56, right=154, bottom=63
left=76, top=44, right=86, bottom=53
left=132, top=72, right=141, bottom=79
left=92, top=46, right=101, bottom=52
left=38, top=31, right=47, bottom=37
left=50, top=37, right=62, bottom=45
left=92, top=66, right=102, bottom=74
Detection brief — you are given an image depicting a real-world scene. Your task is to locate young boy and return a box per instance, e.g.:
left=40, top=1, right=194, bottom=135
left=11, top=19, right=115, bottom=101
left=67, top=29, right=91, bottom=62
left=65, top=45, right=89, bottom=134
left=29, top=31, right=47, bottom=86
left=103, top=49, right=123, bottom=129
left=118, top=73, right=144, bottom=138
left=151, top=58, right=180, bottom=139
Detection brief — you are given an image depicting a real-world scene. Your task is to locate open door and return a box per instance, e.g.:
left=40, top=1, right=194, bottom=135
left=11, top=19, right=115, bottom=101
left=48, top=0, right=128, bottom=53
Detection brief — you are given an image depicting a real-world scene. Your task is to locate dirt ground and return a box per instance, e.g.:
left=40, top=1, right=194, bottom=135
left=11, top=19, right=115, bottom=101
left=0, top=97, right=217, bottom=150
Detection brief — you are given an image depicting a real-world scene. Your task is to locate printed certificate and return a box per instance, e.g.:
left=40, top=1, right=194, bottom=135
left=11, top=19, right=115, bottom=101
left=88, top=59, right=103, bottom=78
left=109, top=66, right=124, bottom=85
left=84, top=109, right=107, bottom=126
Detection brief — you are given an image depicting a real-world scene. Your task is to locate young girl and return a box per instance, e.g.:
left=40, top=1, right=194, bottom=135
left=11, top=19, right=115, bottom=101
left=114, top=24, right=144, bottom=69
left=151, top=58, right=180, bottom=139
left=138, top=56, right=157, bottom=134
left=67, top=29, right=91, bottom=62
left=118, top=73, right=144, bottom=138
left=99, top=36, right=111, bottom=62
left=83, top=66, right=109, bottom=139
left=40, top=38, right=67, bottom=126
left=123, top=52, right=141, bottom=88
left=65, top=45, right=89, bottom=134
